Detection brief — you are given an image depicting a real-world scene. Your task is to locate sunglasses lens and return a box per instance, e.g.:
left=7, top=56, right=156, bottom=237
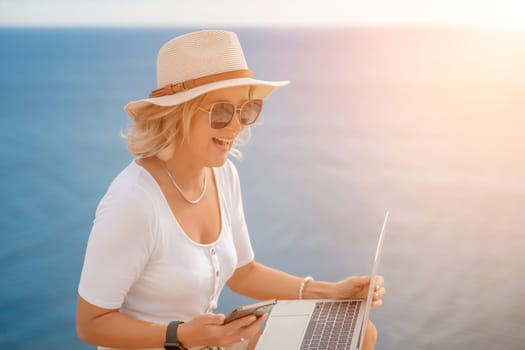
left=208, top=100, right=263, bottom=129
left=240, top=99, right=263, bottom=125
left=210, top=103, right=235, bottom=129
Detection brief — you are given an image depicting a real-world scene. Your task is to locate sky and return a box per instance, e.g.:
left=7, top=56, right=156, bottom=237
left=1, top=0, right=525, bottom=28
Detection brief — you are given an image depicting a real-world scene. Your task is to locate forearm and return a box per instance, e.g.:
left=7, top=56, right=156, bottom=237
left=77, top=297, right=166, bottom=348
left=227, top=261, right=334, bottom=300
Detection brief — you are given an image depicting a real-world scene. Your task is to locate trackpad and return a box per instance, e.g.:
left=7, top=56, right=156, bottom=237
left=257, top=315, right=310, bottom=350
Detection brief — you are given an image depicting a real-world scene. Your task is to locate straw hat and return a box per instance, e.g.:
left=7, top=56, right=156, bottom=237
left=124, top=30, right=290, bottom=117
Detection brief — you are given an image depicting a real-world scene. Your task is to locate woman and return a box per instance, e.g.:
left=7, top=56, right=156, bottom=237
left=76, top=30, right=385, bottom=350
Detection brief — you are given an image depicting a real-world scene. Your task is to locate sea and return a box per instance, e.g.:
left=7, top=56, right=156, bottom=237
left=0, top=27, right=524, bottom=349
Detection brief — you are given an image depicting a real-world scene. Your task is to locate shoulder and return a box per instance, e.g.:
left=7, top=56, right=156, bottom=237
left=96, top=161, right=159, bottom=219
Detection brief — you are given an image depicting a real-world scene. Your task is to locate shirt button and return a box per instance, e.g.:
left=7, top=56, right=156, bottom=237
left=215, top=271, right=220, bottom=277
left=210, top=248, right=216, bottom=255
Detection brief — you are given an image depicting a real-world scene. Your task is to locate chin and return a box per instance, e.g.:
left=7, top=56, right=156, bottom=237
left=206, top=154, right=230, bottom=168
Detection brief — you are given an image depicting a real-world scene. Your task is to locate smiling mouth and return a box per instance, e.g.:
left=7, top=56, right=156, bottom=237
left=212, top=137, right=233, bottom=147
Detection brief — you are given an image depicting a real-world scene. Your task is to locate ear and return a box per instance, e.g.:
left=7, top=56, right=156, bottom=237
left=156, top=143, right=175, bottom=161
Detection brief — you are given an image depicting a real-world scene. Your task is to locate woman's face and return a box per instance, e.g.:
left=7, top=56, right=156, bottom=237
left=180, top=85, right=251, bottom=167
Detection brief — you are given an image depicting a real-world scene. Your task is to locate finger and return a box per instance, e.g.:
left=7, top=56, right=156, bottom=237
left=226, top=314, right=258, bottom=330
left=239, top=313, right=269, bottom=340
left=374, top=275, right=384, bottom=289
left=373, top=287, right=386, bottom=300
left=371, top=299, right=383, bottom=308
left=246, top=312, right=268, bottom=329
left=247, top=328, right=264, bottom=349
left=226, top=314, right=268, bottom=346
left=202, top=313, right=226, bottom=325
left=253, top=312, right=269, bottom=326
left=242, top=313, right=268, bottom=332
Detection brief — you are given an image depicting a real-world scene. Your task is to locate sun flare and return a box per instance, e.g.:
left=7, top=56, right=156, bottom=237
left=476, top=0, right=525, bottom=28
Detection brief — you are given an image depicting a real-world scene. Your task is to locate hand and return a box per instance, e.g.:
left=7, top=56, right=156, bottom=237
left=177, top=312, right=268, bottom=348
left=330, top=275, right=386, bottom=308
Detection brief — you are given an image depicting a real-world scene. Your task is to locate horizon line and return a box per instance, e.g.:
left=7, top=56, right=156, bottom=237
left=1, top=24, right=525, bottom=31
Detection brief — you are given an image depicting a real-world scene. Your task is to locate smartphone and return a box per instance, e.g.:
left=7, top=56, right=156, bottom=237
left=223, top=299, right=277, bottom=324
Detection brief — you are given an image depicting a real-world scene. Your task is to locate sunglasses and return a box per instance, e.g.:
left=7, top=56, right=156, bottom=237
left=199, top=99, right=263, bottom=129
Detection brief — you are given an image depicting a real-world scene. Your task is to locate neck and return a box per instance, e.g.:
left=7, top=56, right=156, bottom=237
left=162, top=149, right=207, bottom=191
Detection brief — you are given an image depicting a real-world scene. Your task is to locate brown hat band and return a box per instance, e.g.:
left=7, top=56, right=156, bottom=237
left=149, top=69, right=253, bottom=98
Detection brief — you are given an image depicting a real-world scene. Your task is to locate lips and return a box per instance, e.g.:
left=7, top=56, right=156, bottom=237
left=212, top=136, right=233, bottom=147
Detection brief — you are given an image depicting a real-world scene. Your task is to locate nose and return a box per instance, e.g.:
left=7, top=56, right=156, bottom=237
left=225, top=108, right=244, bottom=132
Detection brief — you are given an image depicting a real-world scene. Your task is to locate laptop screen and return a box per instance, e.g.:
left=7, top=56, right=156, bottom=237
left=357, top=211, right=389, bottom=349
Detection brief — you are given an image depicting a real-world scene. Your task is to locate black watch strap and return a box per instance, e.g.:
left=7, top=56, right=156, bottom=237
left=164, top=321, right=187, bottom=350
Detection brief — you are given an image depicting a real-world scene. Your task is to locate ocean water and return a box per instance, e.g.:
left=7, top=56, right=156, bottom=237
left=1, top=28, right=524, bottom=349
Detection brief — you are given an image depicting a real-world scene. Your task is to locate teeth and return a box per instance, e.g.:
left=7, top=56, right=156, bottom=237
left=213, top=137, right=233, bottom=145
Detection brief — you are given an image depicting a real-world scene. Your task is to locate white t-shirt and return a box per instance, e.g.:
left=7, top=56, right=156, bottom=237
left=78, top=159, right=254, bottom=325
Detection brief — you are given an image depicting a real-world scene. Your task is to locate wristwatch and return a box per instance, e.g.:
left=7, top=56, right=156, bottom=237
left=164, top=321, right=187, bottom=350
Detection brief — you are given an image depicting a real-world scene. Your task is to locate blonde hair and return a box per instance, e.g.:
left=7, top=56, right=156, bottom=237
left=122, top=92, right=253, bottom=160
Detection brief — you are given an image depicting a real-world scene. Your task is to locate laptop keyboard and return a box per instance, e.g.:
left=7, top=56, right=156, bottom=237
left=300, top=300, right=361, bottom=350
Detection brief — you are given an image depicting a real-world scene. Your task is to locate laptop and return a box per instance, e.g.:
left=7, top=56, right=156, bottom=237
left=256, top=212, right=389, bottom=350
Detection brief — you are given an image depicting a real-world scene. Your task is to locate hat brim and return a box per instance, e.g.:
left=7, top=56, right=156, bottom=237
left=124, top=77, right=290, bottom=118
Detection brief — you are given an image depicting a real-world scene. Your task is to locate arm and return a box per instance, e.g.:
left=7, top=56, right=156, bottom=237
left=76, top=295, right=267, bottom=349
left=227, top=261, right=333, bottom=300
left=227, top=261, right=386, bottom=305
left=76, top=295, right=166, bottom=348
